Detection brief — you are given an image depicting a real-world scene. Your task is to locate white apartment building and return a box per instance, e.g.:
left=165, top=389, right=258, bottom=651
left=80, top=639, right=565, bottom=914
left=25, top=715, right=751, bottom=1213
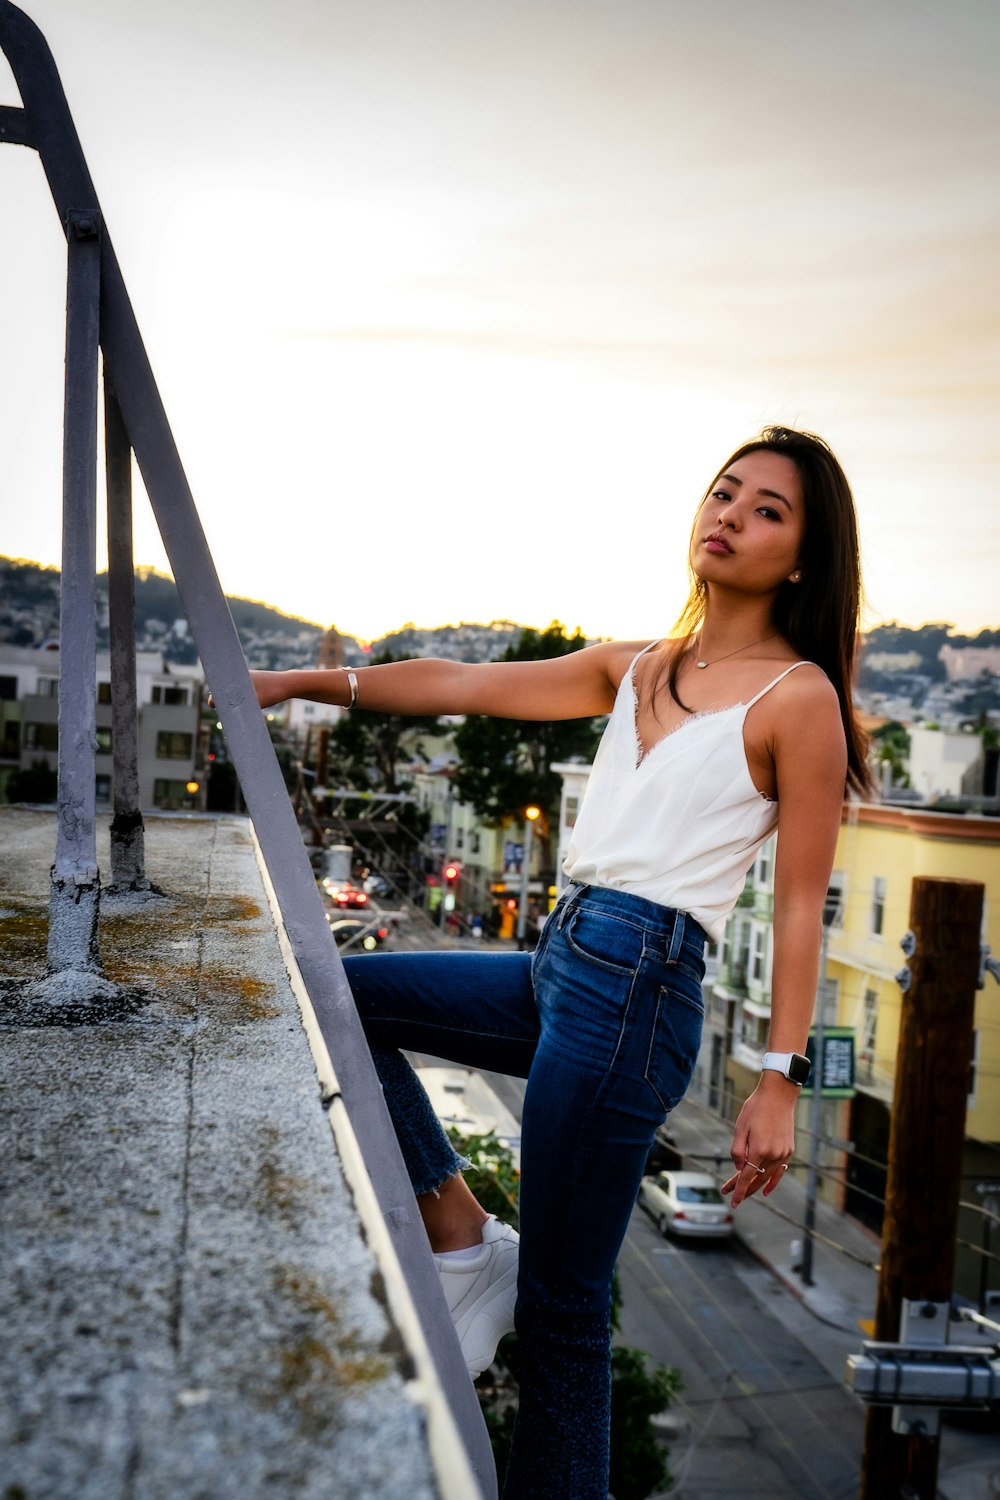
left=0, top=644, right=204, bottom=810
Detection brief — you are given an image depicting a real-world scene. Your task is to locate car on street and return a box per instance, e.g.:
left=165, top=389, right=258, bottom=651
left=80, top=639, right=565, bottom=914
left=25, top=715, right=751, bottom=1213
left=326, top=883, right=370, bottom=910
left=638, top=1169, right=734, bottom=1240
left=327, top=916, right=391, bottom=951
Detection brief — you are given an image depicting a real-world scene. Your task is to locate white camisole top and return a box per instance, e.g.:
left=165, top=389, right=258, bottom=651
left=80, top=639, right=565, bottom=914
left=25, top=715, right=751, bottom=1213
left=562, top=646, right=814, bottom=942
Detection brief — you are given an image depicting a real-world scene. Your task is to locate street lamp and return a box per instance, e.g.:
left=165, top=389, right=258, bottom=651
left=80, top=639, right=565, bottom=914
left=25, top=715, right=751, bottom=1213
left=516, top=805, right=541, bottom=950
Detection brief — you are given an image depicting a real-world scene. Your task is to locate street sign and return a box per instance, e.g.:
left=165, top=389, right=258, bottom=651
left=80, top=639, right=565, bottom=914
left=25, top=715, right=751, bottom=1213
left=802, top=1026, right=856, bottom=1097
left=504, top=840, right=524, bottom=872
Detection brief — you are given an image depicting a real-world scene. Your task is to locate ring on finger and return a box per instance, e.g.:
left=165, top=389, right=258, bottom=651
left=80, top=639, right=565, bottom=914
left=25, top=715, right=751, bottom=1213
left=744, top=1159, right=765, bottom=1175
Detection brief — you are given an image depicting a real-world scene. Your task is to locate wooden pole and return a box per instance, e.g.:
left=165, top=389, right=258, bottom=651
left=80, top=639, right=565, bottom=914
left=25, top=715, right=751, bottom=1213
left=859, top=876, right=984, bottom=1500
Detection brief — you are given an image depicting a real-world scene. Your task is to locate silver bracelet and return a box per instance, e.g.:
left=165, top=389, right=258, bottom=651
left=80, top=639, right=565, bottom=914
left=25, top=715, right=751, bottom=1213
left=345, top=669, right=359, bottom=710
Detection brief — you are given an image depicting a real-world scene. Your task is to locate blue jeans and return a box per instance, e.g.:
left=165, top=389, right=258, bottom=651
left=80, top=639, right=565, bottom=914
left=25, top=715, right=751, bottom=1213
left=344, top=882, right=707, bottom=1500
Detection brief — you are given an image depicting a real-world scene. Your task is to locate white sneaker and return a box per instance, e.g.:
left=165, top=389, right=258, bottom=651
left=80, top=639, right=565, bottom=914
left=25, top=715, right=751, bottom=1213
left=434, top=1216, right=519, bottom=1378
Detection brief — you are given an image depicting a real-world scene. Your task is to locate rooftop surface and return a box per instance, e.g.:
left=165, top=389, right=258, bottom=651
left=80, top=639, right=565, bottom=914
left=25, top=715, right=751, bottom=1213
left=0, top=807, right=441, bottom=1499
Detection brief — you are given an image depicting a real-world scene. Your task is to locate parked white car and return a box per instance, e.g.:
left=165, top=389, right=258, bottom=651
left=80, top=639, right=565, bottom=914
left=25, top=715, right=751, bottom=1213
left=638, top=1170, right=734, bottom=1240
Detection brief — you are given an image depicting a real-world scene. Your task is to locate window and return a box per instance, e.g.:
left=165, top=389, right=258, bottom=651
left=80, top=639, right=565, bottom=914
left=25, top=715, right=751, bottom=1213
left=825, top=871, right=846, bottom=928
left=156, top=730, right=193, bottom=760
left=95, top=774, right=111, bottom=803
left=36, top=676, right=58, bottom=698
left=740, top=1008, right=766, bottom=1049
left=564, top=794, right=580, bottom=830
left=470, top=831, right=481, bottom=855
left=859, top=987, right=878, bottom=1083
left=23, top=722, right=58, bottom=752
left=0, top=675, right=16, bottom=702
left=95, top=726, right=112, bottom=754
left=151, top=684, right=190, bottom=706
left=754, top=838, right=774, bottom=888
left=455, top=828, right=464, bottom=850
left=725, top=924, right=747, bottom=985
left=969, top=1029, right=979, bottom=1106
left=871, top=877, right=886, bottom=937
left=97, top=682, right=112, bottom=704
left=751, top=926, right=768, bottom=984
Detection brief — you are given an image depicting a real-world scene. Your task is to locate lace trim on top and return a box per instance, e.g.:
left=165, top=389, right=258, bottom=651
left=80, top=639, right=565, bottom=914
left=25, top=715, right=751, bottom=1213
left=628, top=655, right=810, bottom=798
left=632, top=700, right=743, bottom=770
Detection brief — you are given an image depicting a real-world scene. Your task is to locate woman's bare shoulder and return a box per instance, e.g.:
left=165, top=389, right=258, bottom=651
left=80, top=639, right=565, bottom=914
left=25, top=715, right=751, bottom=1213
left=592, top=638, right=660, bottom=682
left=776, top=662, right=841, bottom=713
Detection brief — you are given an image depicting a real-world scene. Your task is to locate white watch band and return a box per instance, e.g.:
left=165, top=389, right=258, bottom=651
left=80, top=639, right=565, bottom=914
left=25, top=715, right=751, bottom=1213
left=761, top=1051, right=796, bottom=1079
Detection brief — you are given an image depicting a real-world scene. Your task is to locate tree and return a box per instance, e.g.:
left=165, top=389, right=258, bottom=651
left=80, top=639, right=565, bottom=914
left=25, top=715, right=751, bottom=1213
left=451, top=1125, right=681, bottom=1499
left=452, top=622, right=605, bottom=869
left=870, top=721, right=911, bottom=789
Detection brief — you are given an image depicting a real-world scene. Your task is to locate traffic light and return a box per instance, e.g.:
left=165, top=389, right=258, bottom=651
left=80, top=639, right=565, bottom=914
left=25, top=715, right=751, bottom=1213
left=443, top=863, right=459, bottom=886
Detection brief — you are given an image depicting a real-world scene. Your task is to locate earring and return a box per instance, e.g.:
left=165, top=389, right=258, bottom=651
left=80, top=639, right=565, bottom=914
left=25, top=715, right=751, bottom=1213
left=790, top=570, right=802, bottom=583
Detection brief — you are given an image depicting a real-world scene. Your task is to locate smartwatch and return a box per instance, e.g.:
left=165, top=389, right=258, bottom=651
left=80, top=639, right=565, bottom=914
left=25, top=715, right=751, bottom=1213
left=761, top=1050, right=811, bottom=1086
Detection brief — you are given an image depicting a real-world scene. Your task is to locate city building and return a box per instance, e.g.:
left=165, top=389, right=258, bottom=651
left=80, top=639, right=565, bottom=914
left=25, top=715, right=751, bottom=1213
left=908, top=724, right=997, bottom=802
left=700, top=803, right=1000, bottom=1303
left=939, top=643, right=1000, bottom=681
left=0, top=644, right=204, bottom=810
left=827, top=804, right=1000, bottom=1290
left=409, top=761, right=547, bottom=938
left=550, top=760, right=592, bottom=897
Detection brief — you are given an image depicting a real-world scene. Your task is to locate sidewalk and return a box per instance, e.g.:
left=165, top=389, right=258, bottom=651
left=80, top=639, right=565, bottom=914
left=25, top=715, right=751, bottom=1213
left=666, top=1095, right=879, bottom=1333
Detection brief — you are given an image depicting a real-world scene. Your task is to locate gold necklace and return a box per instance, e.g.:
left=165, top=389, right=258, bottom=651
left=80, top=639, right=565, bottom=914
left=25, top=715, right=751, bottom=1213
left=694, top=632, right=778, bottom=669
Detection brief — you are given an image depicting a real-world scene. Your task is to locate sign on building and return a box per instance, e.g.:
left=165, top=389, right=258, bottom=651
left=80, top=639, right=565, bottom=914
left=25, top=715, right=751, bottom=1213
left=802, top=1026, right=856, bottom=1097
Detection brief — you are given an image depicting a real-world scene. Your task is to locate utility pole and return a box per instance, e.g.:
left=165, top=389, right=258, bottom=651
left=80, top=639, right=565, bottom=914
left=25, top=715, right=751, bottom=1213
left=859, top=876, right=984, bottom=1500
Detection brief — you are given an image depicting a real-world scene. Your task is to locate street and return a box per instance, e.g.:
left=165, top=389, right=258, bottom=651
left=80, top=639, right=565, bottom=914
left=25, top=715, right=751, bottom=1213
left=617, top=1207, right=863, bottom=1499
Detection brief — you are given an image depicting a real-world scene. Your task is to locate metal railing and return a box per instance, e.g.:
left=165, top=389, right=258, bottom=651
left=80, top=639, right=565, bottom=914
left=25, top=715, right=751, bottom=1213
left=0, top=5, right=495, bottom=1493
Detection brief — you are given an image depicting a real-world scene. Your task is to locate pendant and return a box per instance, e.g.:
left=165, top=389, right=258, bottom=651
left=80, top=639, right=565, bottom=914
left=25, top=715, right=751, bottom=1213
left=696, top=660, right=708, bottom=669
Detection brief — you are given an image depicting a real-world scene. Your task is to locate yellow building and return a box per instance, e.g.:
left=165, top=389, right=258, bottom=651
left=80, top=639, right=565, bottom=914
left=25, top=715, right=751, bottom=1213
left=827, top=804, right=1000, bottom=1299
left=707, top=803, right=1000, bottom=1302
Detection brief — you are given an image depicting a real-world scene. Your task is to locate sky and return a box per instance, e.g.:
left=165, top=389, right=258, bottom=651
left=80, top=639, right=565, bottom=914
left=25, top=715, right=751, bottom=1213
left=1, top=0, right=998, bottom=643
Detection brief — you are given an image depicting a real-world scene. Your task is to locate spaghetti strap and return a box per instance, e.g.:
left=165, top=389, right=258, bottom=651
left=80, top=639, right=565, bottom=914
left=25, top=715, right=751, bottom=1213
left=743, top=659, right=815, bottom=710
left=622, top=640, right=659, bottom=686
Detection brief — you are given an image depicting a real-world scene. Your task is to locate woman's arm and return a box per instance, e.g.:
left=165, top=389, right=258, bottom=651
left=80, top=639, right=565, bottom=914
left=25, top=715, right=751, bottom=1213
left=251, top=639, right=652, bottom=722
left=725, top=673, right=848, bottom=1206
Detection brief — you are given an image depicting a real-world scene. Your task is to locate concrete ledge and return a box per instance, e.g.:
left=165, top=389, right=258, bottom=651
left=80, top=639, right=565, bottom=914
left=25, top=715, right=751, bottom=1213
left=0, top=807, right=442, bottom=1499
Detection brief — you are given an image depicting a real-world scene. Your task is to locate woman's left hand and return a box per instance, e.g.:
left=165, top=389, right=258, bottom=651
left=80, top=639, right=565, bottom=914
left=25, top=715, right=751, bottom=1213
left=721, top=1074, right=797, bottom=1207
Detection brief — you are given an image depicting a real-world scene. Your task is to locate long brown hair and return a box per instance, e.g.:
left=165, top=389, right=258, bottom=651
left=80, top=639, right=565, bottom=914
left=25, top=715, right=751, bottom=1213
left=659, top=426, right=871, bottom=796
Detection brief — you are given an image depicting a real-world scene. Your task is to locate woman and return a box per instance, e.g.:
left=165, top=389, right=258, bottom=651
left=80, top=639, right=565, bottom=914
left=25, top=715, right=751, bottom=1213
left=251, top=426, right=869, bottom=1499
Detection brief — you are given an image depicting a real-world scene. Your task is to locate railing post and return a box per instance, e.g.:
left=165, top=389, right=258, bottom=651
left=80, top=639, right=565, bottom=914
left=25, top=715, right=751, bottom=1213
left=44, top=207, right=113, bottom=992
left=105, top=375, right=150, bottom=892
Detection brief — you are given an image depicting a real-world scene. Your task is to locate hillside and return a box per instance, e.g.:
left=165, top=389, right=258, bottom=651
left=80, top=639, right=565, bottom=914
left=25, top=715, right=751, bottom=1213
left=0, top=558, right=529, bottom=666
left=3, top=556, right=999, bottom=674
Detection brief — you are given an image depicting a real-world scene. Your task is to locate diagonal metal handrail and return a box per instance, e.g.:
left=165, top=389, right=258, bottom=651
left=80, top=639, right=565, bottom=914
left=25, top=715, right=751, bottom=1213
left=0, top=6, right=495, bottom=1493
